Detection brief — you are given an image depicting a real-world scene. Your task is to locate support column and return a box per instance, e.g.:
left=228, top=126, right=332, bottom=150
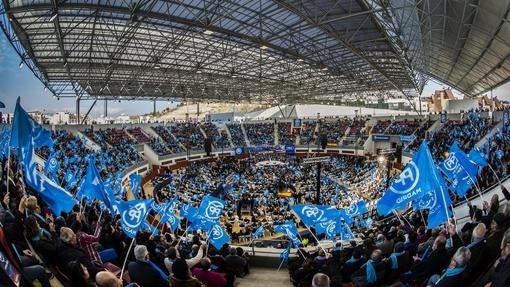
left=153, top=100, right=156, bottom=116
left=316, top=162, right=321, bottom=204
left=104, top=100, right=108, bottom=117
left=76, top=97, right=80, bottom=124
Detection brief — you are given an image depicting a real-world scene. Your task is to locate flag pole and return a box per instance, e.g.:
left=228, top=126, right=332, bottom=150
left=6, top=147, right=11, bottom=195
left=487, top=163, right=502, bottom=185
left=302, top=224, right=327, bottom=254
left=276, top=258, right=285, bottom=272
left=419, top=210, right=427, bottom=227
left=120, top=237, right=136, bottom=280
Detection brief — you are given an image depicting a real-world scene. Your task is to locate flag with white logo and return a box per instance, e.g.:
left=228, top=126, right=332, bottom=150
left=118, top=199, right=153, bottom=238
left=198, top=195, right=226, bottom=222
left=377, top=141, right=446, bottom=216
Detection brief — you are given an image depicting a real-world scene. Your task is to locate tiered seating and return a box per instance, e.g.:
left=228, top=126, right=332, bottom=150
left=429, top=111, right=494, bottom=160
left=320, top=119, right=351, bottom=145
left=227, top=123, right=246, bottom=146
left=385, top=119, right=421, bottom=135
left=277, top=122, right=296, bottom=145
left=202, top=122, right=230, bottom=148
left=127, top=127, right=150, bottom=143
left=244, top=122, right=275, bottom=145
left=372, top=119, right=392, bottom=134
left=169, top=122, right=205, bottom=151
left=348, top=118, right=367, bottom=137
left=151, top=126, right=185, bottom=154
left=94, top=128, right=136, bottom=148
left=299, top=120, right=317, bottom=145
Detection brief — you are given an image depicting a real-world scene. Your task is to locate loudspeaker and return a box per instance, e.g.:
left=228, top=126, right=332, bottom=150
left=204, top=138, right=212, bottom=156
left=320, top=134, right=327, bottom=150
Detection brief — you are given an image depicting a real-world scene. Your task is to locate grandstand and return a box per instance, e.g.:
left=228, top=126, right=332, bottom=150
left=2, top=0, right=510, bottom=287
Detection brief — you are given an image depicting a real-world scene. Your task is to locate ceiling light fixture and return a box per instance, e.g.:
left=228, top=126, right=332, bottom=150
left=203, top=28, right=214, bottom=35
left=260, top=44, right=268, bottom=50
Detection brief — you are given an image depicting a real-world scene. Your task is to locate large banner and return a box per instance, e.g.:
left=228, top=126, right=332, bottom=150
left=244, top=144, right=296, bottom=155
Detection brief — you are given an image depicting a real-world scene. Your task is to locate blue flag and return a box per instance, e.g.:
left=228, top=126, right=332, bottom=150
left=280, top=246, right=290, bottom=262
left=274, top=221, right=301, bottom=247
left=21, top=141, right=77, bottom=216
left=207, top=223, right=231, bottom=250
left=338, top=222, right=355, bottom=240
left=198, top=195, right=226, bottom=222
left=44, top=152, right=60, bottom=177
left=76, top=155, right=112, bottom=209
left=345, top=200, right=369, bottom=218
left=413, top=187, right=452, bottom=229
left=166, top=213, right=181, bottom=232
left=118, top=199, right=153, bottom=238
left=129, top=173, right=142, bottom=199
left=468, top=148, right=488, bottom=168
left=150, top=201, right=164, bottom=214
left=64, top=169, right=78, bottom=190
left=10, top=97, right=53, bottom=151
left=180, top=204, right=198, bottom=222
left=291, top=204, right=339, bottom=227
left=160, top=197, right=179, bottom=223
left=252, top=226, right=265, bottom=240
left=439, top=142, right=479, bottom=197
left=377, top=141, right=445, bottom=216
left=0, top=125, right=10, bottom=159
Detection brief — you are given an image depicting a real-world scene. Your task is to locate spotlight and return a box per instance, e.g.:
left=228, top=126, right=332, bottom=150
left=19, top=61, right=23, bottom=69
left=203, top=28, right=214, bottom=35
left=377, top=155, right=386, bottom=164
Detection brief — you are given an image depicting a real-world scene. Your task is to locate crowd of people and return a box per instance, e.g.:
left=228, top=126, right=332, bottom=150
left=244, top=123, right=275, bottom=146
left=2, top=109, right=510, bottom=287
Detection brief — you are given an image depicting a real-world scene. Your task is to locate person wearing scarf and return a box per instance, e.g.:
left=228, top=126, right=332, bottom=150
left=351, top=249, right=384, bottom=286
left=389, top=242, right=406, bottom=270
left=342, top=248, right=366, bottom=284
left=427, top=246, right=471, bottom=287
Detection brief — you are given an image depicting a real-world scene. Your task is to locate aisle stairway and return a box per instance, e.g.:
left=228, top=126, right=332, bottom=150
left=236, top=267, right=293, bottom=287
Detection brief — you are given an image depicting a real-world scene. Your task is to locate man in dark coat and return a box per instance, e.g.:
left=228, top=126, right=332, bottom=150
left=400, top=235, right=450, bottom=284
left=128, top=245, right=168, bottom=287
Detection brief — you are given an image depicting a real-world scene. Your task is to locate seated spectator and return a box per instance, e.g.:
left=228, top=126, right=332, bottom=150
left=95, top=270, right=125, bottom=287
left=462, top=223, right=487, bottom=283
left=342, top=248, right=366, bottom=284
left=67, top=260, right=95, bottom=287
left=351, top=249, right=387, bottom=286
left=164, top=243, right=206, bottom=275
left=385, top=242, right=411, bottom=283
left=57, top=227, right=100, bottom=277
left=401, top=235, right=450, bottom=285
left=128, top=244, right=168, bottom=287
left=224, top=247, right=248, bottom=278
left=170, top=258, right=205, bottom=287
left=478, top=227, right=510, bottom=287
left=312, top=272, right=330, bottom=287
left=192, top=258, right=227, bottom=287
left=426, top=246, right=471, bottom=287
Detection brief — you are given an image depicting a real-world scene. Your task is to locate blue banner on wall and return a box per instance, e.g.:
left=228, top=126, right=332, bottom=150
left=293, top=118, right=302, bottom=128
left=372, top=135, right=390, bottom=141
left=400, top=135, right=416, bottom=143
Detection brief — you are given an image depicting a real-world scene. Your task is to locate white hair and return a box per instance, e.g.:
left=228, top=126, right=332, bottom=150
left=453, top=246, right=471, bottom=267
left=134, top=245, right=149, bottom=262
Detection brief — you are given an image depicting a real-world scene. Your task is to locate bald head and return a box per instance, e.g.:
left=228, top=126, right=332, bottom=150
left=95, top=271, right=122, bottom=287
left=312, top=273, right=330, bottom=287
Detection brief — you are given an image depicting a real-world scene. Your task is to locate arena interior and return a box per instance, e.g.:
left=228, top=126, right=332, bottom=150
left=1, top=1, right=510, bottom=287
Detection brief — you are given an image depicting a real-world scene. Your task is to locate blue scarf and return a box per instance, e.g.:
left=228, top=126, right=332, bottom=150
left=365, top=259, right=377, bottom=284
left=436, top=267, right=465, bottom=284
left=346, top=256, right=361, bottom=264
left=467, top=238, right=483, bottom=249
left=389, top=251, right=405, bottom=269
left=31, top=228, right=51, bottom=242
left=421, top=246, right=431, bottom=260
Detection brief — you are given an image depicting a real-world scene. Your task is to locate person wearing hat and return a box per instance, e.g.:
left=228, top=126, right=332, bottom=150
left=170, top=258, right=204, bottom=287
left=128, top=245, right=168, bottom=287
